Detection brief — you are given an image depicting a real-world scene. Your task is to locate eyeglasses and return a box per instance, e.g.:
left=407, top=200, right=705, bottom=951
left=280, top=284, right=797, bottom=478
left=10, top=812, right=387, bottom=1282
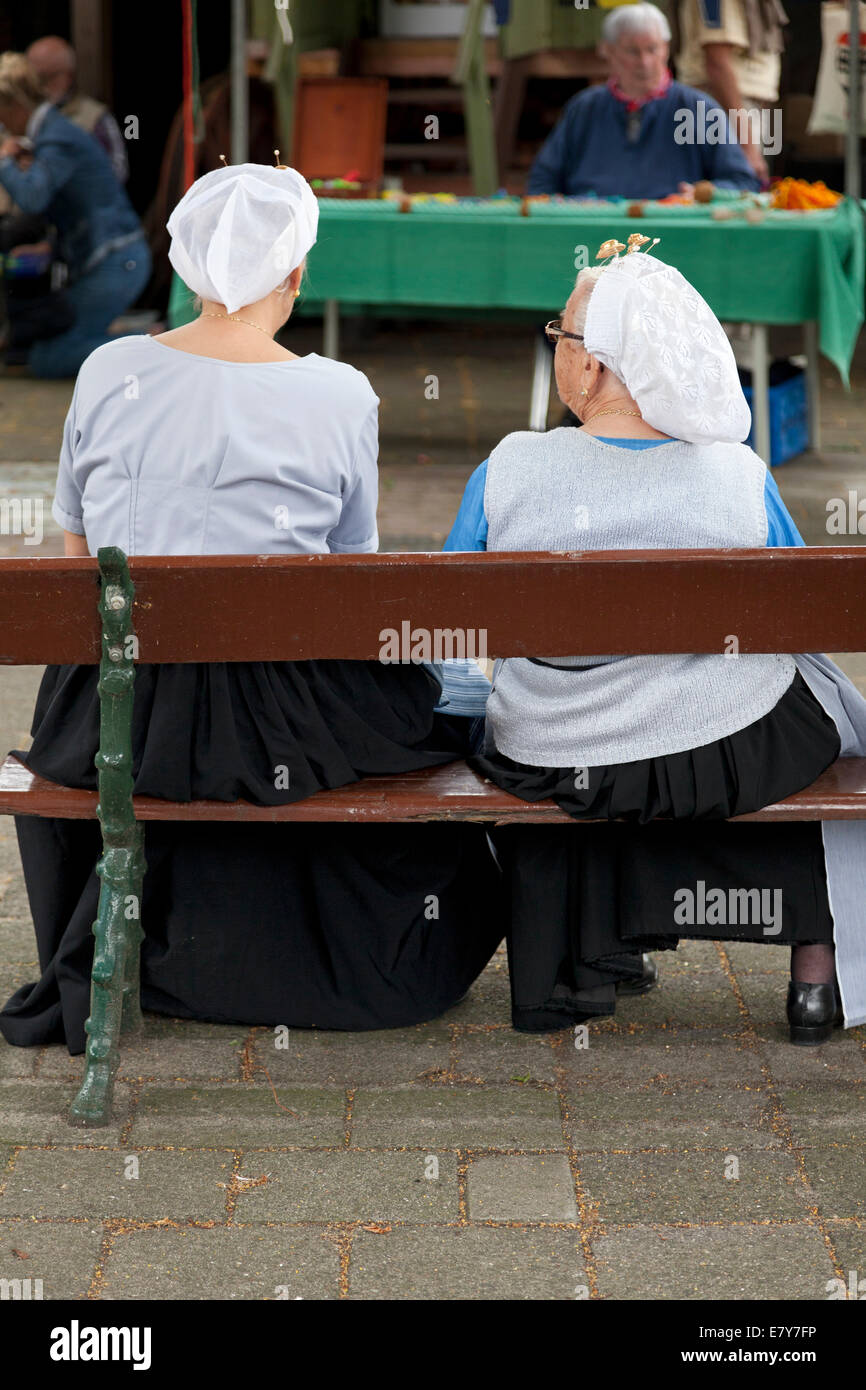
left=545, top=320, right=584, bottom=345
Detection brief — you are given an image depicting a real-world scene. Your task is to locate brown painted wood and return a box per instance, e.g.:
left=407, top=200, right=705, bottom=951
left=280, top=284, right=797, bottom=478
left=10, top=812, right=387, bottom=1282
left=3, top=754, right=866, bottom=824
left=3, top=549, right=866, bottom=665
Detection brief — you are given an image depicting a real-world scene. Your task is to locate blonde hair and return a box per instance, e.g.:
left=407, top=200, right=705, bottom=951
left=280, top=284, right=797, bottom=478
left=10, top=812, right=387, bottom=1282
left=0, top=53, right=46, bottom=111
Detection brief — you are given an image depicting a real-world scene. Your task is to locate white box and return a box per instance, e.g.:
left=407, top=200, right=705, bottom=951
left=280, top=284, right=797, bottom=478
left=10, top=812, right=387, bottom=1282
left=378, top=1, right=498, bottom=40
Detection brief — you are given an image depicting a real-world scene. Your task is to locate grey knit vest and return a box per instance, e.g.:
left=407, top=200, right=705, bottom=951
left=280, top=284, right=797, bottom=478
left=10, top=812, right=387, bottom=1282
left=484, top=429, right=796, bottom=767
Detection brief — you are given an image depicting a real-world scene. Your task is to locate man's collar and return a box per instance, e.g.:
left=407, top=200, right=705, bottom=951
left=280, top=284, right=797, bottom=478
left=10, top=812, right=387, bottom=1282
left=606, top=70, right=672, bottom=114
left=26, top=101, right=53, bottom=140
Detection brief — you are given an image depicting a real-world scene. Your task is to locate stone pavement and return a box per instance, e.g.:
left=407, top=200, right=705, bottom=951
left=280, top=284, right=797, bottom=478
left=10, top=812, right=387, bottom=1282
left=1, top=322, right=865, bottom=1301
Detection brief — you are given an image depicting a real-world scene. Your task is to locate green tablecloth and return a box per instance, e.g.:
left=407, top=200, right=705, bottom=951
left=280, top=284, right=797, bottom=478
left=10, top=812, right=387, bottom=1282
left=168, top=197, right=865, bottom=384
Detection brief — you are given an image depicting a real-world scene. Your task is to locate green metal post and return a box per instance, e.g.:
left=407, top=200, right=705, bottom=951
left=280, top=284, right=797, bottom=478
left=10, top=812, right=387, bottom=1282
left=454, top=0, right=498, bottom=196
left=69, top=548, right=144, bottom=1128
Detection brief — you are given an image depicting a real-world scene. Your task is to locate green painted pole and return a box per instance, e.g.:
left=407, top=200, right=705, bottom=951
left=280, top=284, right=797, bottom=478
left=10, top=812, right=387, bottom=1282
left=70, top=548, right=145, bottom=1128
left=454, top=0, right=498, bottom=196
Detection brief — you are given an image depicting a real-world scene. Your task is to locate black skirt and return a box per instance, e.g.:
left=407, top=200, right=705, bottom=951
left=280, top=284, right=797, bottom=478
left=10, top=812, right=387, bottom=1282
left=471, top=672, right=842, bottom=1032
left=0, top=661, right=504, bottom=1053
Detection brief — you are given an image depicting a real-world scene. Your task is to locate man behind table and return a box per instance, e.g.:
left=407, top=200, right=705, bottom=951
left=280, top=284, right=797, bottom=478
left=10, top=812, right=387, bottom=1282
left=528, top=1, right=759, bottom=199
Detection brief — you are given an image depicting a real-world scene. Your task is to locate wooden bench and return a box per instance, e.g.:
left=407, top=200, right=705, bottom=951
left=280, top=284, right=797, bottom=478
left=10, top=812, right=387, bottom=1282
left=2, top=545, right=866, bottom=1126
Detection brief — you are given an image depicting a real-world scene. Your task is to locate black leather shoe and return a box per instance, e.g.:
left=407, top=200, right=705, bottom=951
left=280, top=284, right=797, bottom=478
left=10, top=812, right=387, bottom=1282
left=616, top=954, right=659, bottom=996
left=786, top=981, right=844, bottom=1046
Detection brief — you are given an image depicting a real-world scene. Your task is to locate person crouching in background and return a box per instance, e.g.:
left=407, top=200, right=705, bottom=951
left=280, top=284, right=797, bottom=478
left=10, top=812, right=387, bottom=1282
left=0, top=53, right=149, bottom=378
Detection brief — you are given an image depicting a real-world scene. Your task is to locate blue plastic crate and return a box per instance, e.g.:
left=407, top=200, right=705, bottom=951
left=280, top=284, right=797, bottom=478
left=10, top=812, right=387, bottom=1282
left=739, top=361, right=809, bottom=468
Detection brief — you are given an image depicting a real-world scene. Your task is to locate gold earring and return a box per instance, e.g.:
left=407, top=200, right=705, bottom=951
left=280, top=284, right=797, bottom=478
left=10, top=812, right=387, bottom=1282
left=293, top=289, right=300, bottom=299
left=580, top=388, right=588, bottom=396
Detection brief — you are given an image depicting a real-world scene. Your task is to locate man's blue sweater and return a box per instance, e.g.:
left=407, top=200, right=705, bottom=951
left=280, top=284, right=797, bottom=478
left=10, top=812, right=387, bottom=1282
left=527, top=81, right=760, bottom=199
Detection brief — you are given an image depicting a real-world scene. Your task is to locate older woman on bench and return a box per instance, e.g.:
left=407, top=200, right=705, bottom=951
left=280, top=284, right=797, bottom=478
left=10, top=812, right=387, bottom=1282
left=445, top=235, right=866, bottom=1044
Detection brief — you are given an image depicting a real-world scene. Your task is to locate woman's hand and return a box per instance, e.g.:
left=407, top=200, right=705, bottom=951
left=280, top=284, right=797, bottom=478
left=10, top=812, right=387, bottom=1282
left=0, top=136, right=23, bottom=161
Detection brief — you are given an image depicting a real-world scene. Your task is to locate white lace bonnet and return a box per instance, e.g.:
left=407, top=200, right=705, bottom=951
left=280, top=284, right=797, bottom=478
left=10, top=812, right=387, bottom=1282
left=581, top=237, right=752, bottom=445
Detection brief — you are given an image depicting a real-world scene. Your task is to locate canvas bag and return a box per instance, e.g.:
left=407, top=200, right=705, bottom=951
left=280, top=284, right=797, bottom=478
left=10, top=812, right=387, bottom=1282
left=808, top=2, right=866, bottom=136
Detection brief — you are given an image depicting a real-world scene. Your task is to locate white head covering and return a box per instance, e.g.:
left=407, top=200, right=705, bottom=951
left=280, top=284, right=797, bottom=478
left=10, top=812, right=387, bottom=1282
left=582, top=248, right=751, bottom=445
left=166, top=163, right=319, bottom=314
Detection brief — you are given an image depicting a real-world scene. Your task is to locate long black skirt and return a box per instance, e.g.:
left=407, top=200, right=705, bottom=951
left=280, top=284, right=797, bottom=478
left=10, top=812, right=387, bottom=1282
left=0, top=661, right=504, bottom=1054
left=471, top=672, right=842, bottom=1031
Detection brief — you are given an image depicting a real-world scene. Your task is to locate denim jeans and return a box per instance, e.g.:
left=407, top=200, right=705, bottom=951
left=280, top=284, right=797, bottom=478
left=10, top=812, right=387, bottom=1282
left=29, top=237, right=152, bottom=379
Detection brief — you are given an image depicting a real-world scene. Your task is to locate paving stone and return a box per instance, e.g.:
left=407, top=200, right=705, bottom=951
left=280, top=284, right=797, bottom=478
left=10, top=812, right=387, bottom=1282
left=249, top=1021, right=452, bottom=1086
left=0, top=1081, right=133, bottom=1146
left=735, top=973, right=796, bottom=1033
left=566, top=1080, right=780, bottom=1151
left=101, top=1225, right=340, bottom=1300
left=350, top=1084, right=563, bottom=1150
left=779, top=1083, right=866, bottom=1145
left=824, top=1223, right=866, bottom=1296
left=561, top=1029, right=763, bottom=1085
left=467, top=1154, right=577, bottom=1221
left=0, top=874, right=31, bottom=920
left=0, top=1042, right=37, bottom=1079
left=664, top=941, right=724, bottom=974
left=0, top=1149, right=231, bottom=1220
left=441, top=960, right=511, bottom=1026
left=0, top=917, right=34, bottom=958
left=723, top=940, right=790, bottom=974
left=232, top=1151, right=458, bottom=1223
left=131, top=1084, right=346, bottom=1148
left=0, top=825, right=22, bottom=874
left=348, top=1226, right=588, bottom=1300
left=799, top=1147, right=866, bottom=1219
left=579, top=1150, right=811, bottom=1225
left=0, top=1218, right=105, bottom=1299
left=757, top=1038, right=866, bottom=1085
left=39, top=1019, right=250, bottom=1082
left=594, top=1223, right=836, bottom=1300
left=612, top=971, right=743, bottom=1030
left=453, top=1031, right=556, bottom=1084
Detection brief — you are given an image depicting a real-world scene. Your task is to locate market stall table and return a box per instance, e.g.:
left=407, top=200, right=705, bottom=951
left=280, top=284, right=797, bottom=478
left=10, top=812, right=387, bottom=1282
left=168, top=196, right=865, bottom=462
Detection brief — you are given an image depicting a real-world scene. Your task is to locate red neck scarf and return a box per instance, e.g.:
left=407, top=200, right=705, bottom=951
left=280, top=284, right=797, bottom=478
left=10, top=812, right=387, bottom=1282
left=607, top=69, right=671, bottom=114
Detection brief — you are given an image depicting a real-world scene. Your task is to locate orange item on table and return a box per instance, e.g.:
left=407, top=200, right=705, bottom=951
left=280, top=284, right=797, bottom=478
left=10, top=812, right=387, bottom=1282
left=770, top=178, right=842, bottom=210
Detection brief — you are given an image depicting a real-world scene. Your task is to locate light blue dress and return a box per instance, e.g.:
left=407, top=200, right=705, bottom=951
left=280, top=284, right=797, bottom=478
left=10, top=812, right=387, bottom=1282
left=52, top=336, right=381, bottom=555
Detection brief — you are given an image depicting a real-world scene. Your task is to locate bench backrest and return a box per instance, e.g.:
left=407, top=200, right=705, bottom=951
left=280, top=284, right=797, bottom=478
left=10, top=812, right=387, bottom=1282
left=1, top=549, right=866, bottom=664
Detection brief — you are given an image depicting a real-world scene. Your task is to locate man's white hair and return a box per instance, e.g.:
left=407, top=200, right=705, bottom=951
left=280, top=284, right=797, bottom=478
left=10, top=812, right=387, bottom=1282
left=602, top=3, right=671, bottom=45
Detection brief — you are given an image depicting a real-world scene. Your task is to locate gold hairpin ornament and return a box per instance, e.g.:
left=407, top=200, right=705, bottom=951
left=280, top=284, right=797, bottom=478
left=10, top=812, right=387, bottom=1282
left=596, top=235, right=661, bottom=265
left=218, top=153, right=229, bottom=167
left=596, top=239, right=626, bottom=263
left=273, top=149, right=288, bottom=169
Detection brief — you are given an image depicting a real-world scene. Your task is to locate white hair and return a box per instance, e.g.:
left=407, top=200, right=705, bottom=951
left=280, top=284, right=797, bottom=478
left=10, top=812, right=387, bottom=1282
left=602, top=3, right=671, bottom=46
left=572, top=266, right=606, bottom=335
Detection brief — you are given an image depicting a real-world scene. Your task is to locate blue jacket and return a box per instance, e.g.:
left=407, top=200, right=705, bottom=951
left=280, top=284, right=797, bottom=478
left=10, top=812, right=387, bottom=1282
left=0, top=106, right=142, bottom=277
left=528, top=81, right=760, bottom=199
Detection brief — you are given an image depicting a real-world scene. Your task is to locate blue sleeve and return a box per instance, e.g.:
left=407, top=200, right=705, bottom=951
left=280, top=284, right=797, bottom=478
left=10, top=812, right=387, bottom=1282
left=764, top=470, right=806, bottom=546
left=0, top=138, right=76, bottom=215
left=700, top=105, right=761, bottom=190
left=443, top=460, right=489, bottom=551
left=527, top=97, right=581, bottom=195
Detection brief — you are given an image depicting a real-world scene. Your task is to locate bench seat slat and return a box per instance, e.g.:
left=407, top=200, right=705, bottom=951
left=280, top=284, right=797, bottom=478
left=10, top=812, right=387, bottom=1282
left=2, top=754, right=866, bottom=824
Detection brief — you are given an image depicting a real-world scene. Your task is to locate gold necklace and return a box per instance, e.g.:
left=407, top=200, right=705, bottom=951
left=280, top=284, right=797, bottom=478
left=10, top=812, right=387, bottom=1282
left=586, top=408, right=642, bottom=420
left=200, top=311, right=273, bottom=339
